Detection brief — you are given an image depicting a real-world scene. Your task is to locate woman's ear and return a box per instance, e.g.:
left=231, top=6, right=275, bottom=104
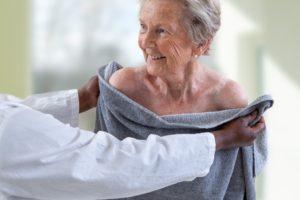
left=193, top=39, right=211, bottom=56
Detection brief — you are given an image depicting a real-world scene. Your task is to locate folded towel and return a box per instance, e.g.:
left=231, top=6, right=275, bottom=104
left=95, top=61, right=274, bottom=200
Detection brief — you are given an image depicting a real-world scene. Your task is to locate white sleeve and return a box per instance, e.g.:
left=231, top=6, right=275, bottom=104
left=0, top=90, right=79, bottom=127
left=0, top=106, right=215, bottom=200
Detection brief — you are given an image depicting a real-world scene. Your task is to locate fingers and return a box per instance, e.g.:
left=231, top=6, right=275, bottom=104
left=252, top=117, right=265, bottom=130
left=251, top=110, right=258, bottom=116
left=259, top=116, right=265, bottom=123
left=238, top=112, right=256, bottom=126
left=249, top=110, right=258, bottom=121
left=249, top=119, right=265, bottom=140
left=244, top=110, right=263, bottom=127
left=88, top=75, right=98, bottom=81
left=239, top=111, right=266, bottom=137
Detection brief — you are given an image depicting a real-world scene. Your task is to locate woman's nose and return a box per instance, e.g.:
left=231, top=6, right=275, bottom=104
left=140, top=32, right=156, bottom=48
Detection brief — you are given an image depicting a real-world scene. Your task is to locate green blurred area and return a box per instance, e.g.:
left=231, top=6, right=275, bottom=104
left=0, top=0, right=30, bottom=97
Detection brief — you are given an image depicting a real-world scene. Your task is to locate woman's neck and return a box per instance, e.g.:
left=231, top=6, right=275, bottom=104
left=146, top=61, right=206, bottom=102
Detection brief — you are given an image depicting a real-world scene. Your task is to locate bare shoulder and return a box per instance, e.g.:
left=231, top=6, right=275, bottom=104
left=217, top=79, right=248, bottom=109
left=108, top=67, right=138, bottom=95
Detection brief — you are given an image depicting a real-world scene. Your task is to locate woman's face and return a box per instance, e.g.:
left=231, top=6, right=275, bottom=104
left=138, top=0, right=196, bottom=77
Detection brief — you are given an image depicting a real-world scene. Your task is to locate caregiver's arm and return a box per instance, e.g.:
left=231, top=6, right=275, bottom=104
left=0, top=76, right=99, bottom=127
left=0, top=90, right=79, bottom=127
left=0, top=104, right=215, bottom=200
left=0, top=104, right=263, bottom=200
left=78, top=75, right=99, bottom=113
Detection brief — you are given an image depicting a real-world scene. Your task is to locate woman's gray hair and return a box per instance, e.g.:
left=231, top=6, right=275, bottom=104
left=181, top=0, right=221, bottom=54
left=139, top=0, right=221, bottom=54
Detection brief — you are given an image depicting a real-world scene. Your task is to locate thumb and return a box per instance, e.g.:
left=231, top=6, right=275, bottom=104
left=246, top=110, right=260, bottom=126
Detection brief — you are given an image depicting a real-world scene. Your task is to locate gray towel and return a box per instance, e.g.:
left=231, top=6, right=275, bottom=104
left=95, top=61, right=274, bottom=200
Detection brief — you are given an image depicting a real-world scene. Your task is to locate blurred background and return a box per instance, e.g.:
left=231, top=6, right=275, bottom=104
left=0, top=0, right=299, bottom=199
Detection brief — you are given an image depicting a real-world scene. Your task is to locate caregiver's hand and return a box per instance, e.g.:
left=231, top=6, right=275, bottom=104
left=213, top=112, right=265, bottom=151
left=78, top=76, right=100, bottom=113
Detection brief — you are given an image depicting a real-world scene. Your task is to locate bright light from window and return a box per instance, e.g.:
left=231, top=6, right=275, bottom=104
left=215, top=0, right=259, bottom=80
left=263, top=53, right=300, bottom=200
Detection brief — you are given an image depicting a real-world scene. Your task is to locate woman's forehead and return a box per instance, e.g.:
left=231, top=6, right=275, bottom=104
left=139, top=0, right=184, bottom=22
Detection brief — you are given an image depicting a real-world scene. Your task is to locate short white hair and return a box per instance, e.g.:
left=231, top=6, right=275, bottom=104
left=182, top=0, right=220, bottom=50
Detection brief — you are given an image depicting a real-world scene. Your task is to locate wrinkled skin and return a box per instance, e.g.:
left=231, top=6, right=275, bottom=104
left=138, top=0, right=197, bottom=79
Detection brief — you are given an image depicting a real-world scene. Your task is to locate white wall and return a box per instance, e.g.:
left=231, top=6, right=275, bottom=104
left=222, top=0, right=300, bottom=199
left=262, top=0, right=300, bottom=199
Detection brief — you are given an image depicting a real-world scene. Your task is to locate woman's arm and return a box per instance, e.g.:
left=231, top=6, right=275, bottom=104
left=217, top=79, right=248, bottom=109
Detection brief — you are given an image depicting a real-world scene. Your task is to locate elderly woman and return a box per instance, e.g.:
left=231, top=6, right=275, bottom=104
left=95, top=0, right=272, bottom=199
left=110, top=0, right=246, bottom=115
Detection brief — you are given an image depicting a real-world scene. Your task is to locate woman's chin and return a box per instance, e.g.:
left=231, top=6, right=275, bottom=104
left=146, top=64, right=164, bottom=76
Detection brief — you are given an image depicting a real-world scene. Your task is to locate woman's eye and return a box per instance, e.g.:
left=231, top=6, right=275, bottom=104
left=140, top=24, right=147, bottom=33
left=157, top=28, right=166, bottom=34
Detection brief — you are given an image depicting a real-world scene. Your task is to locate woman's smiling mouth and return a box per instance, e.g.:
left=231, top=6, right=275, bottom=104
left=150, top=55, right=166, bottom=60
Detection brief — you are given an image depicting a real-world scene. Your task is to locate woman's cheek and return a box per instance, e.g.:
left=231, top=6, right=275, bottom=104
left=165, top=41, right=186, bottom=66
left=138, top=43, right=147, bottom=60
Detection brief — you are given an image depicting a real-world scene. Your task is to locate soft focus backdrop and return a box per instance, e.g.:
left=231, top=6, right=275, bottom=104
left=0, top=0, right=299, bottom=199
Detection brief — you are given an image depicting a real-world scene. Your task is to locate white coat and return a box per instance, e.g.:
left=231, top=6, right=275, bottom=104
left=0, top=90, right=215, bottom=200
